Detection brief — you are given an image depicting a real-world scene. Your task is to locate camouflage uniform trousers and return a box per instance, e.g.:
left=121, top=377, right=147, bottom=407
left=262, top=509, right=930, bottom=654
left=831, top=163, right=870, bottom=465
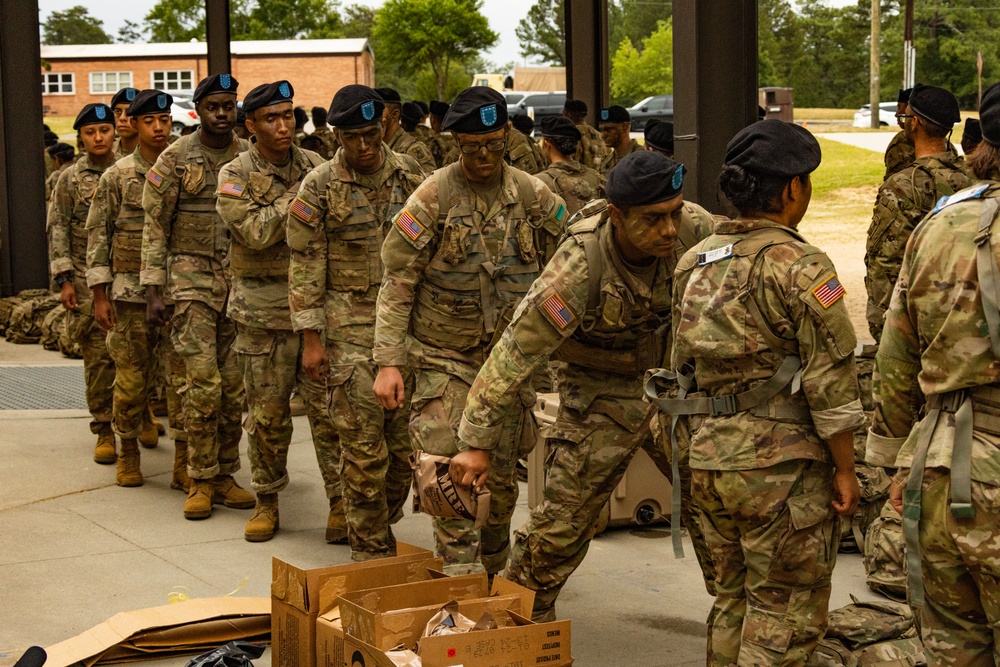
left=235, top=325, right=342, bottom=500
left=410, top=369, right=536, bottom=575
left=327, top=340, right=412, bottom=560
left=170, top=300, right=243, bottom=479
left=915, top=469, right=1000, bottom=667
left=692, top=459, right=840, bottom=667
left=160, top=324, right=187, bottom=444
left=65, top=301, right=114, bottom=434
left=106, top=301, right=163, bottom=439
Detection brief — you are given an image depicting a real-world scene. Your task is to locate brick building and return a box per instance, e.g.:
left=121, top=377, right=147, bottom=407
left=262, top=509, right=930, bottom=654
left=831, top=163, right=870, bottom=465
left=40, top=39, right=374, bottom=117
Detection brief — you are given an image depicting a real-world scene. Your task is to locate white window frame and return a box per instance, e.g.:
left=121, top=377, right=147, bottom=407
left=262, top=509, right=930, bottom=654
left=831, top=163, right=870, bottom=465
left=42, top=72, right=75, bottom=95
left=150, top=70, right=195, bottom=94
left=89, top=71, right=133, bottom=95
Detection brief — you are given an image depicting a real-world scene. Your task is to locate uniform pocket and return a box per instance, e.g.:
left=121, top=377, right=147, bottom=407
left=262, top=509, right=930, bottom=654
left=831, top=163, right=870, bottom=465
left=327, top=364, right=359, bottom=433
left=327, top=240, right=370, bottom=291
left=767, top=488, right=837, bottom=586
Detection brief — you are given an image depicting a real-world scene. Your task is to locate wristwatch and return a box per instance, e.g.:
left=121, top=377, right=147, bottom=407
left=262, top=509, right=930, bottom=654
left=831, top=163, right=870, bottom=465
left=55, top=273, right=72, bottom=287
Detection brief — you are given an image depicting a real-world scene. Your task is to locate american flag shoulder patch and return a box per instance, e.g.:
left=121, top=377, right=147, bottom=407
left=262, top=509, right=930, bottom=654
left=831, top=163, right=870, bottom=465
left=813, top=274, right=846, bottom=309
left=219, top=181, right=245, bottom=197
left=396, top=209, right=425, bottom=241
left=146, top=168, right=164, bottom=188
left=289, top=197, right=316, bottom=224
left=539, top=291, right=575, bottom=330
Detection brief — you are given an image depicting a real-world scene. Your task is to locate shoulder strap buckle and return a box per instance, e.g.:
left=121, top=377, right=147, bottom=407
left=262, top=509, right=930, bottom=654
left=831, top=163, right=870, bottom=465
left=710, top=394, right=738, bottom=416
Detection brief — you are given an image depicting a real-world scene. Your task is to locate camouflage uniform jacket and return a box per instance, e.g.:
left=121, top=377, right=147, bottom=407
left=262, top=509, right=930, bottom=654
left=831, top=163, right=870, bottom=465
left=867, top=182, right=1000, bottom=483
left=866, top=151, right=974, bottom=341
left=216, top=144, right=324, bottom=331
left=599, top=139, right=642, bottom=175
left=45, top=162, right=71, bottom=203
left=373, top=162, right=567, bottom=384
left=429, top=132, right=459, bottom=169
left=48, top=154, right=113, bottom=297
left=85, top=148, right=155, bottom=304
left=44, top=149, right=55, bottom=178
left=883, top=131, right=916, bottom=182
left=287, top=145, right=425, bottom=349
left=457, top=199, right=714, bottom=450
left=413, top=124, right=434, bottom=148
left=309, top=126, right=340, bottom=161
left=387, top=128, right=436, bottom=175
left=672, top=217, right=865, bottom=470
left=140, top=131, right=250, bottom=312
left=293, top=130, right=307, bottom=147
left=505, top=128, right=541, bottom=175
left=535, top=159, right=606, bottom=217
left=113, top=137, right=135, bottom=160
left=574, top=122, right=608, bottom=171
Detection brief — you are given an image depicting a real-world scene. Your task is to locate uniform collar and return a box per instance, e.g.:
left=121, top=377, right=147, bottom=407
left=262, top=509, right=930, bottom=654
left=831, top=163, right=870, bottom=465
left=712, top=216, right=807, bottom=242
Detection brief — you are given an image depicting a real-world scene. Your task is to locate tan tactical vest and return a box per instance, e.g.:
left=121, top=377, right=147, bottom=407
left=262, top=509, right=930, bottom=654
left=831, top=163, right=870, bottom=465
left=167, top=133, right=238, bottom=259
left=542, top=162, right=602, bottom=216
left=110, top=155, right=150, bottom=274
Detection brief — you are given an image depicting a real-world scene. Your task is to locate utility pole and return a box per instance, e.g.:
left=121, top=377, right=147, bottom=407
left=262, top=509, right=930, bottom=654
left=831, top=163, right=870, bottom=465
left=903, top=0, right=915, bottom=89
left=870, top=0, right=881, bottom=129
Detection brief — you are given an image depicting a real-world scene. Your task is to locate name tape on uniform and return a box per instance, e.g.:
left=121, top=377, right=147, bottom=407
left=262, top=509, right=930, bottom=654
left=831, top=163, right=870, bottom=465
left=697, top=244, right=733, bottom=266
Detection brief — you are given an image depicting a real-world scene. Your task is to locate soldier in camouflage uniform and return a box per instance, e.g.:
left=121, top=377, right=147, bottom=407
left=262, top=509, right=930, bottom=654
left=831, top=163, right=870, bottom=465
left=111, top=87, right=140, bottom=159
left=505, top=115, right=541, bottom=175
left=883, top=88, right=917, bottom=182
left=411, top=101, right=434, bottom=148
left=87, top=89, right=186, bottom=488
left=309, top=106, right=340, bottom=161
left=867, top=83, right=1000, bottom=667
left=563, top=99, right=608, bottom=171
left=511, top=114, right=545, bottom=172
left=866, top=85, right=972, bottom=343
left=45, top=143, right=75, bottom=203
left=534, top=116, right=605, bottom=218
left=598, top=106, right=642, bottom=175
left=288, top=85, right=425, bottom=560
left=373, top=87, right=567, bottom=575
left=427, top=101, right=458, bottom=169
left=48, top=103, right=118, bottom=464
left=141, top=74, right=255, bottom=520
left=671, top=121, right=863, bottom=666
left=643, top=119, right=674, bottom=159
left=376, top=88, right=436, bottom=175
left=454, top=151, right=715, bottom=620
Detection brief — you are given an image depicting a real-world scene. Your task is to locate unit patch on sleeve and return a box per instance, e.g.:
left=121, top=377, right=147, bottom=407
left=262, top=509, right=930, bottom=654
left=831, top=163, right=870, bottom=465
left=539, top=291, right=576, bottom=330
left=289, top=197, right=317, bottom=224
left=813, top=274, right=846, bottom=309
left=219, top=181, right=245, bottom=198
left=396, top=209, right=425, bottom=241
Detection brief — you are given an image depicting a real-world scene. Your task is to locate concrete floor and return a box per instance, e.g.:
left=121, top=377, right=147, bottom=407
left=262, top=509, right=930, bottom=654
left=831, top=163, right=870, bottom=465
left=0, top=339, right=881, bottom=667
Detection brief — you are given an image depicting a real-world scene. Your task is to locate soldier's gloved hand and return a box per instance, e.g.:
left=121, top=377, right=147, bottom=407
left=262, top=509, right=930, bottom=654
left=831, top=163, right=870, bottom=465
left=146, top=286, right=169, bottom=327
left=831, top=468, right=861, bottom=517
left=450, top=447, right=491, bottom=492
left=373, top=366, right=406, bottom=410
left=60, top=280, right=77, bottom=310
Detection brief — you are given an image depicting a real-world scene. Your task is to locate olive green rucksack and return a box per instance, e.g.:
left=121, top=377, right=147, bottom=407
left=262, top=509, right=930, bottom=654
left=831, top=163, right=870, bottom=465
left=0, top=288, right=50, bottom=336
left=864, top=501, right=908, bottom=602
left=5, top=291, right=59, bottom=344
left=808, top=596, right=925, bottom=666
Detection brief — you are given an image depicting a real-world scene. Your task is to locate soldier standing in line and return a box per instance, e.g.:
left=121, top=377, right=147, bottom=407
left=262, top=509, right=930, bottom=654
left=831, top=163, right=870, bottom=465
left=427, top=101, right=458, bottom=169
left=534, top=116, right=605, bottom=218
left=372, top=87, right=567, bottom=575
left=376, top=87, right=436, bottom=175
left=866, top=85, right=972, bottom=343
left=45, top=143, right=76, bottom=203
left=111, top=87, right=140, bottom=159
left=215, top=81, right=346, bottom=543
left=506, top=114, right=541, bottom=174
left=598, top=105, right=641, bottom=175
left=643, top=119, right=674, bottom=159
left=670, top=120, right=863, bottom=666
left=511, top=114, right=544, bottom=170
left=883, top=88, right=917, bottom=182
left=867, top=82, right=1000, bottom=667
left=293, top=106, right=309, bottom=147
left=453, top=152, right=716, bottom=621
left=141, top=74, right=255, bottom=520
left=962, top=117, right=983, bottom=157
left=411, top=101, right=434, bottom=148
left=309, top=106, right=340, bottom=161
left=562, top=99, right=608, bottom=170
left=288, top=85, right=426, bottom=560
left=48, top=103, right=118, bottom=464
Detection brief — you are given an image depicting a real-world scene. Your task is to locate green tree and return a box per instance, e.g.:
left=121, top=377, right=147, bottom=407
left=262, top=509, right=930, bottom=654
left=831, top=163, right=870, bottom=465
left=144, top=0, right=342, bottom=42
left=144, top=0, right=205, bottom=42
left=608, top=0, right=671, bottom=57
left=373, top=0, right=498, bottom=100
left=610, top=19, right=673, bottom=106
left=42, top=5, right=113, bottom=45
left=117, top=20, right=145, bottom=44
left=515, top=0, right=565, bottom=66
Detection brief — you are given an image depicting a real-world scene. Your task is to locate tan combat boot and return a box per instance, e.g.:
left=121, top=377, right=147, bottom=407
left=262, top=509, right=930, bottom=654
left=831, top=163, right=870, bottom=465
left=93, top=424, right=116, bottom=464
left=212, top=475, right=255, bottom=509
left=326, top=496, right=348, bottom=544
left=170, top=440, right=191, bottom=492
left=138, top=416, right=159, bottom=449
left=244, top=494, right=279, bottom=542
left=184, top=479, right=214, bottom=520
left=115, top=438, right=143, bottom=487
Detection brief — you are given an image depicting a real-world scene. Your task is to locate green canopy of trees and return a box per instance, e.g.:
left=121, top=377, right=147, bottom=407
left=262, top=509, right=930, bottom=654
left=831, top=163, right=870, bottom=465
left=42, top=5, right=113, bottom=45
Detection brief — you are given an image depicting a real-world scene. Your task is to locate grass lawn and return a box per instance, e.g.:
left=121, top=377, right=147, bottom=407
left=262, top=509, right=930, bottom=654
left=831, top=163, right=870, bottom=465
left=44, top=116, right=76, bottom=140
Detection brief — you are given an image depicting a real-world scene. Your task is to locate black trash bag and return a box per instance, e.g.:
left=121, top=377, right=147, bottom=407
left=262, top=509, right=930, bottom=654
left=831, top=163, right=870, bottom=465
left=185, top=641, right=266, bottom=667
left=14, top=647, right=46, bottom=667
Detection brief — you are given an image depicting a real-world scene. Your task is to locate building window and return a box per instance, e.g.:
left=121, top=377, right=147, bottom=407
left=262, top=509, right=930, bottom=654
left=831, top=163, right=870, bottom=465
left=151, top=70, right=194, bottom=94
left=42, top=72, right=74, bottom=95
left=90, top=71, right=132, bottom=95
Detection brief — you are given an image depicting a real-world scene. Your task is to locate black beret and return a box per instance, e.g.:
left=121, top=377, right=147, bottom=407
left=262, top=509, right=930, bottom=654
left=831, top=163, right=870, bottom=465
left=415, top=100, right=430, bottom=116
left=73, top=103, right=114, bottom=130
left=980, top=82, right=1000, bottom=146
left=193, top=73, right=238, bottom=102
left=644, top=119, right=674, bottom=154
left=898, top=87, right=913, bottom=104
left=236, top=104, right=247, bottom=125
left=43, top=130, right=59, bottom=146
left=401, top=102, right=424, bottom=125
left=242, top=81, right=294, bottom=114
left=909, top=84, right=961, bottom=127
left=606, top=151, right=684, bottom=206
left=294, top=106, right=309, bottom=127
left=540, top=116, right=581, bottom=141
left=511, top=114, right=535, bottom=135
left=429, top=100, right=450, bottom=118
left=964, top=117, right=982, bottom=145
left=599, top=105, right=630, bottom=124
left=564, top=99, right=587, bottom=115
left=127, top=89, right=173, bottom=116
left=110, top=87, right=139, bottom=109
left=441, top=87, right=508, bottom=135
left=327, top=85, right=384, bottom=129
left=311, top=106, right=327, bottom=123
left=725, top=119, right=821, bottom=177
left=48, top=142, right=74, bottom=160
left=375, top=87, right=401, bottom=104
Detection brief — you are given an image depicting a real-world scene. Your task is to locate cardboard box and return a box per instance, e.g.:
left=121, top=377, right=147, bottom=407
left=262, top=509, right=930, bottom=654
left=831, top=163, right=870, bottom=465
left=272, top=544, right=437, bottom=667
left=44, top=597, right=270, bottom=667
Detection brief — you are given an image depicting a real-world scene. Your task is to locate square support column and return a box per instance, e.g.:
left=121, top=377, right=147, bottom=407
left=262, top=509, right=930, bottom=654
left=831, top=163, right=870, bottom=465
left=206, top=0, right=232, bottom=76
left=565, top=0, right=610, bottom=127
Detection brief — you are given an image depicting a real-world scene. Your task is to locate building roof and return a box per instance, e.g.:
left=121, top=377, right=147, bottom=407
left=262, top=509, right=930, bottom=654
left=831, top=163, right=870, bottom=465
left=41, top=38, right=373, bottom=60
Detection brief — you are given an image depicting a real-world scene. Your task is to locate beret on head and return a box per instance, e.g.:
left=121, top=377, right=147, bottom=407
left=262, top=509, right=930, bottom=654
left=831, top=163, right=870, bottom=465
left=725, top=119, right=821, bottom=177
left=540, top=116, right=581, bottom=141
left=606, top=151, right=685, bottom=207
left=48, top=142, right=75, bottom=160
left=242, top=81, right=294, bottom=114
left=564, top=99, right=587, bottom=115
left=311, top=106, right=327, bottom=123
left=599, top=105, right=630, bottom=124
left=415, top=100, right=430, bottom=116
left=43, top=130, right=59, bottom=146
left=127, top=89, right=173, bottom=116
left=110, top=87, right=139, bottom=109
left=73, top=103, right=114, bottom=130
left=429, top=100, right=450, bottom=118
left=980, top=82, right=1000, bottom=146
left=401, top=102, right=424, bottom=125
left=909, top=84, right=961, bottom=127
left=193, top=73, right=238, bottom=102
left=236, top=104, right=246, bottom=125
left=375, top=87, right=401, bottom=104
left=511, top=114, right=535, bottom=135
left=327, top=85, right=384, bottom=129
left=441, top=87, right=508, bottom=135
left=898, top=87, right=913, bottom=104
left=964, top=117, right=983, bottom=144
left=644, top=119, right=674, bottom=154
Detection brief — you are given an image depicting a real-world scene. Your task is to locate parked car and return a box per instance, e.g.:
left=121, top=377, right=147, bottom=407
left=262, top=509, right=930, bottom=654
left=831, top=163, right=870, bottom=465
left=509, top=91, right=567, bottom=130
left=628, top=95, right=673, bottom=131
left=853, top=102, right=898, bottom=128
left=171, top=96, right=200, bottom=136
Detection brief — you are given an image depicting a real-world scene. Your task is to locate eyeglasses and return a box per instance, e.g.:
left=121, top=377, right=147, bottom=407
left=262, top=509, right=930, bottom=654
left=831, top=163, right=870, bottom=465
left=459, top=139, right=506, bottom=154
left=895, top=114, right=915, bottom=120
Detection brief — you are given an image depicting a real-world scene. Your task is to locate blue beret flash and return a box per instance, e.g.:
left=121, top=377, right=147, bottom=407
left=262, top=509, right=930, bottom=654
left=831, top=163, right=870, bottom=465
left=601, top=109, right=609, bottom=121
left=672, top=164, right=684, bottom=191
left=220, top=74, right=232, bottom=89
left=361, top=101, right=375, bottom=121
left=157, top=94, right=168, bottom=110
left=126, top=88, right=137, bottom=101
left=279, top=82, right=291, bottom=98
left=95, top=106, right=107, bottom=120
left=480, top=104, right=498, bottom=127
